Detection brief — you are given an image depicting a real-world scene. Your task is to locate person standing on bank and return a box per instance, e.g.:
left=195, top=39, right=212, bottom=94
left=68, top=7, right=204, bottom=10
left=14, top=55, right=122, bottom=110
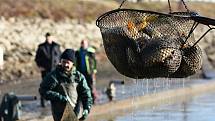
left=39, top=49, right=92, bottom=121
left=35, top=32, right=61, bottom=107
left=76, top=40, right=97, bottom=104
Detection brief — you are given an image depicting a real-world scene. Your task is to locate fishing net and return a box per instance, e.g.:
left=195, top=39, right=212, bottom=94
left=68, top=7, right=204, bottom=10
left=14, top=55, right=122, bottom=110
left=96, top=9, right=202, bottom=78
left=61, top=103, right=78, bottom=121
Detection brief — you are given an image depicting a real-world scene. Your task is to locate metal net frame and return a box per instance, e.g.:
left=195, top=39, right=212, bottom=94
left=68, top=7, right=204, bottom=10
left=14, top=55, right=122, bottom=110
left=96, top=0, right=215, bottom=79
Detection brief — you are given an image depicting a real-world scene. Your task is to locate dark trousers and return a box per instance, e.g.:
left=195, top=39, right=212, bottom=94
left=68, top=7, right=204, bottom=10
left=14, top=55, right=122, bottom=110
left=82, top=72, right=95, bottom=103
left=75, top=72, right=94, bottom=115
left=40, top=71, right=49, bottom=107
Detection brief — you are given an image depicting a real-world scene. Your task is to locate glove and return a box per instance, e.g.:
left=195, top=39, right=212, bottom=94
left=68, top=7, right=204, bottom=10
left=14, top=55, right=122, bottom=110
left=60, top=95, right=68, bottom=103
left=79, top=109, right=89, bottom=121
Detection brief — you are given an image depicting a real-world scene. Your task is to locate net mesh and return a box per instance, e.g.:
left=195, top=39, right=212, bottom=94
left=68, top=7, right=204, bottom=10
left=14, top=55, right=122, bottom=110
left=61, top=103, right=78, bottom=121
left=96, top=9, right=202, bottom=78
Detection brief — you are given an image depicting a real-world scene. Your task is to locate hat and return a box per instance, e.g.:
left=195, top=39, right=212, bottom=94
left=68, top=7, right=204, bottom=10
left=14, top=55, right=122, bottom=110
left=45, top=32, right=51, bottom=37
left=61, top=49, right=76, bottom=62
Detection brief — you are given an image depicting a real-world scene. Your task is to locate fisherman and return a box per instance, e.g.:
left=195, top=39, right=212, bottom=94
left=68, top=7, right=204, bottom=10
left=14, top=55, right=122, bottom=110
left=0, top=93, right=37, bottom=121
left=0, top=93, right=20, bottom=121
left=35, top=32, right=61, bottom=107
left=106, top=81, right=116, bottom=102
left=106, top=80, right=124, bottom=101
left=76, top=40, right=97, bottom=104
left=39, top=49, right=92, bottom=121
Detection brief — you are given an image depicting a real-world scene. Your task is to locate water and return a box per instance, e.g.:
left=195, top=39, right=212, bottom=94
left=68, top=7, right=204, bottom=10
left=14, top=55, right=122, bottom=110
left=112, top=91, right=215, bottom=121
left=98, top=78, right=212, bottom=104
left=1, top=78, right=214, bottom=121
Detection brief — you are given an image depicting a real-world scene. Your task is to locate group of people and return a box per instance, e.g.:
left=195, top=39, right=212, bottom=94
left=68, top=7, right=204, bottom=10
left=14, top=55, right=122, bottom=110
left=35, top=32, right=97, bottom=121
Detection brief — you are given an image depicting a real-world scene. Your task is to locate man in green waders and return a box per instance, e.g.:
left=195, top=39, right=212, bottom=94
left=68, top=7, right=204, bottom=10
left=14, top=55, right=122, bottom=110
left=39, top=49, right=92, bottom=121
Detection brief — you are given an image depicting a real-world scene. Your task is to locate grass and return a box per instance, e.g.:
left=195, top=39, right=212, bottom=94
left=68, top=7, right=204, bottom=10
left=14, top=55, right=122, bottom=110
left=0, top=0, right=213, bottom=22
left=0, top=0, right=117, bottom=21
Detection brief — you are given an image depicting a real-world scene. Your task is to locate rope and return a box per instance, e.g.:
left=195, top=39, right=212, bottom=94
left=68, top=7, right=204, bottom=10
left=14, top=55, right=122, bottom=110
left=61, top=84, right=76, bottom=108
left=119, top=0, right=127, bottom=9
left=181, top=0, right=190, bottom=12
left=119, top=0, right=189, bottom=13
left=169, top=0, right=190, bottom=13
left=168, top=0, right=172, bottom=13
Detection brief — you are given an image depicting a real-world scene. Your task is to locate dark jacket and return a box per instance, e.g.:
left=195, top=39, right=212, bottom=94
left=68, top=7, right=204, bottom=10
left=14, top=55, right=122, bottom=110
left=76, top=47, right=97, bottom=75
left=39, top=66, right=92, bottom=121
left=35, top=41, right=61, bottom=72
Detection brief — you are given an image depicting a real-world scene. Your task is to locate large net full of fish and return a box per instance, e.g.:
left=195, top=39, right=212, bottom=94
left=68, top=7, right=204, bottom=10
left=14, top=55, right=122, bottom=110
left=96, top=1, right=215, bottom=79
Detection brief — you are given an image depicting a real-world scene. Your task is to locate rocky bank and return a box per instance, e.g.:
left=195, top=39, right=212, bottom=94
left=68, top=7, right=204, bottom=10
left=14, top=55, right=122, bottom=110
left=0, top=17, right=103, bottom=83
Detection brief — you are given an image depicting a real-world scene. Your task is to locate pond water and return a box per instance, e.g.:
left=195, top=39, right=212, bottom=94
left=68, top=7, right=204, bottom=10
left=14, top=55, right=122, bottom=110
left=109, top=90, right=215, bottom=121
left=1, top=78, right=214, bottom=121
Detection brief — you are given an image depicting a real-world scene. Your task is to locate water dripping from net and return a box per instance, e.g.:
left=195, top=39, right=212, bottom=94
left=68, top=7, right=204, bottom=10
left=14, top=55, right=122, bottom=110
left=141, top=79, right=146, bottom=96
left=121, top=76, right=126, bottom=95
left=131, top=78, right=137, bottom=121
left=182, top=78, right=185, bottom=88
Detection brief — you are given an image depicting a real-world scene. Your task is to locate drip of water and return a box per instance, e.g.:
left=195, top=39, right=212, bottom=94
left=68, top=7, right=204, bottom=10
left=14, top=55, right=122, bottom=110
left=182, top=78, right=185, bottom=88
left=153, top=79, right=157, bottom=93
left=131, top=79, right=136, bottom=121
left=131, top=78, right=144, bottom=121
left=141, top=79, right=145, bottom=96
left=168, top=78, right=172, bottom=121
left=122, top=77, right=126, bottom=95
left=120, top=76, right=190, bottom=121
left=146, top=79, right=149, bottom=94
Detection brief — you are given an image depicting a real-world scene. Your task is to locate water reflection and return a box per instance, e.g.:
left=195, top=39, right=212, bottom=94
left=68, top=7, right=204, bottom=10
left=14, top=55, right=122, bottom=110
left=1, top=78, right=214, bottom=121
left=99, top=78, right=203, bottom=104
left=110, top=91, right=215, bottom=121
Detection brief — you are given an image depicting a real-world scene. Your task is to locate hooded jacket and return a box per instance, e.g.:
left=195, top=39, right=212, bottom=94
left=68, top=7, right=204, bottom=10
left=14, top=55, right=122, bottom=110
left=39, top=66, right=92, bottom=121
